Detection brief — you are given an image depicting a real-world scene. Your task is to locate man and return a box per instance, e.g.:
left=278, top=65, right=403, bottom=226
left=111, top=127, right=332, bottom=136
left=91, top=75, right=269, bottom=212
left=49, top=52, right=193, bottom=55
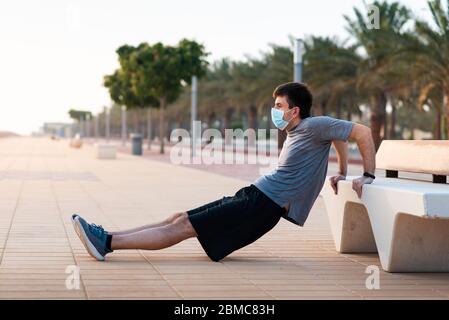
left=72, top=82, right=376, bottom=262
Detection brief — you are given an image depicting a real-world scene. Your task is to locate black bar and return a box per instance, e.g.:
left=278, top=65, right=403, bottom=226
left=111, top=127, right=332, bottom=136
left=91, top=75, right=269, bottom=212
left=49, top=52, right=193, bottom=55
left=433, top=175, right=447, bottom=184
left=386, top=170, right=398, bottom=178
left=0, top=300, right=442, bottom=318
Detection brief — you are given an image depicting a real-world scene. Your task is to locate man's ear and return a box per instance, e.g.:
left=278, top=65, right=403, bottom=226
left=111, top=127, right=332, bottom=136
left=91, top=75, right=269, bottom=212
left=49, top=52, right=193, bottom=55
left=295, top=106, right=301, bottom=118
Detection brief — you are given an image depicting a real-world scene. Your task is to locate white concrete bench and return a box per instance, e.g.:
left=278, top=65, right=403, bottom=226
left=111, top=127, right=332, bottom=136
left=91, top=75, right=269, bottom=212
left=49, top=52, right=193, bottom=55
left=95, top=143, right=117, bottom=159
left=321, top=140, right=449, bottom=272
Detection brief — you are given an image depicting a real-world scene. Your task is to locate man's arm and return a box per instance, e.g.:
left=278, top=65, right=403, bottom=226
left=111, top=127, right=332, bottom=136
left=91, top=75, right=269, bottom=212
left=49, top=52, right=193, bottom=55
left=333, top=140, right=349, bottom=176
left=348, top=123, right=376, bottom=174
left=329, top=123, right=376, bottom=198
left=348, top=123, right=376, bottom=198
left=329, top=140, right=349, bottom=194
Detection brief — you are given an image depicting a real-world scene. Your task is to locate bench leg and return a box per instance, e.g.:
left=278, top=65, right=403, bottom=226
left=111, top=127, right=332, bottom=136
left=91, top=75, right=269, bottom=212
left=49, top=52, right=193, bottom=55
left=340, top=202, right=377, bottom=253
left=388, top=214, right=449, bottom=272
left=321, top=182, right=377, bottom=253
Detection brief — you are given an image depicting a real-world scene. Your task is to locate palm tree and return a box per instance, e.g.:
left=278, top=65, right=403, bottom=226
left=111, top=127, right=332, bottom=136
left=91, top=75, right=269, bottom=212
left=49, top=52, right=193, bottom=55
left=345, top=0, right=411, bottom=149
left=418, top=84, right=445, bottom=139
left=228, top=60, right=263, bottom=146
left=198, top=59, right=234, bottom=139
left=410, top=0, right=449, bottom=139
left=255, top=44, right=293, bottom=150
left=303, top=36, right=363, bottom=119
left=256, top=44, right=294, bottom=106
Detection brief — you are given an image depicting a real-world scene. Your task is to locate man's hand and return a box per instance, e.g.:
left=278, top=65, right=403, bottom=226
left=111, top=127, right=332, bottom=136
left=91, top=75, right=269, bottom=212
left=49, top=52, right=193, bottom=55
left=329, top=175, right=346, bottom=195
left=352, top=176, right=374, bottom=198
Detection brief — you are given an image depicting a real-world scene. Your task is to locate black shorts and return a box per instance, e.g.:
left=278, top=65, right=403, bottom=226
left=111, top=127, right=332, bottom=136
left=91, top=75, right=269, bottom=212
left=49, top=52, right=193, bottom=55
left=187, top=184, right=286, bottom=262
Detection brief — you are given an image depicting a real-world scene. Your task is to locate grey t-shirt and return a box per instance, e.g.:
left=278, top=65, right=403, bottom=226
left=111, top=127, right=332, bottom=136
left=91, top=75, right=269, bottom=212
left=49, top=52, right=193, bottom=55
left=254, top=116, right=354, bottom=226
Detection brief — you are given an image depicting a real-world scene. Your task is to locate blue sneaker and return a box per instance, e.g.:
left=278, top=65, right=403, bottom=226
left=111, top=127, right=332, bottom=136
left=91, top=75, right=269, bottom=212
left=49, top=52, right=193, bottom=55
left=71, top=214, right=80, bottom=237
left=73, top=216, right=112, bottom=261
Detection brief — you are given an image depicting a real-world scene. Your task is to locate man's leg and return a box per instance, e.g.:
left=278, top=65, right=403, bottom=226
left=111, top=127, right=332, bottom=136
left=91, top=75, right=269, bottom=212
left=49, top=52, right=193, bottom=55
left=109, top=198, right=225, bottom=236
left=109, top=212, right=185, bottom=236
left=111, top=212, right=197, bottom=250
left=72, top=196, right=227, bottom=260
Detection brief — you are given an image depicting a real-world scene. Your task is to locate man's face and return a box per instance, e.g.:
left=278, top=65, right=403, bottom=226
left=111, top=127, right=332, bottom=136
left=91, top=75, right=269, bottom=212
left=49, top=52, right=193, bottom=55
left=274, top=96, right=300, bottom=130
left=274, top=96, right=290, bottom=114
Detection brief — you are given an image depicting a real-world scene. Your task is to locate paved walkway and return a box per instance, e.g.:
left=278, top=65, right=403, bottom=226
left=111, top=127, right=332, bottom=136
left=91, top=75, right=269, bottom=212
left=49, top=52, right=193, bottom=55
left=0, top=137, right=449, bottom=300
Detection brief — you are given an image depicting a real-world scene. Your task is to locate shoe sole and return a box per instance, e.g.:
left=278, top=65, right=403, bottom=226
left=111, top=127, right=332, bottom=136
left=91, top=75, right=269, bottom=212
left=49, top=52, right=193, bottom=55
left=74, top=216, right=105, bottom=261
left=72, top=216, right=80, bottom=238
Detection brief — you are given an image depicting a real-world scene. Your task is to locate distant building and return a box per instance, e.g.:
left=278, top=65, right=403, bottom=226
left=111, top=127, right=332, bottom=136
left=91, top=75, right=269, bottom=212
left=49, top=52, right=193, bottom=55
left=41, top=122, right=74, bottom=138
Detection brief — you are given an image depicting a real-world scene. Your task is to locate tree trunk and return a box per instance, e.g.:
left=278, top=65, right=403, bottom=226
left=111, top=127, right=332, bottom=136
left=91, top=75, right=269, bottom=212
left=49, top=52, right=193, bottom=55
left=207, top=112, right=215, bottom=129
left=166, top=120, right=172, bottom=142
left=247, top=104, right=258, bottom=146
left=140, top=109, right=145, bottom=136
left=315, top=101, right=327, bottom=116
left=383, top=105, right=388, bottom=140
left=435, top=105, right=442, bottom=140
left=223, top=107, right=234, bottom=145
left=389, top=103, right=396, bottom=140
left=444, top=118, right=448, bottom=140
left=248, top=105, right=258, bottom=129
left=312, top=102, right=321, bottom=116
left=445, top=91, right=449, bottom=140
left=346, top=96, right=354, bottom=121
left=133, top=110, right=140, bottom=134
left=370, top=91, right=387, bottom=150
left=134, top=109, right=138, bottom=136
left=147, top=108, right=152, bottom=149
left=159, top=97, right=166, bottom=154
left=336, top=100, right=342, bottom=119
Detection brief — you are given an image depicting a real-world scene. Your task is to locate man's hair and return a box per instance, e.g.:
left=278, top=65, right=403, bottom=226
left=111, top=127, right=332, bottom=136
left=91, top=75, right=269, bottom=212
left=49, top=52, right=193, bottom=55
left=273, top=82, right=313, bottom=119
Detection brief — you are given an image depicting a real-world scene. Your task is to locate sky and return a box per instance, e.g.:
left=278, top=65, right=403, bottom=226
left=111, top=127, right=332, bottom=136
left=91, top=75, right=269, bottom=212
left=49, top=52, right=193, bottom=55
left=0, top=0, right=431, bottom=135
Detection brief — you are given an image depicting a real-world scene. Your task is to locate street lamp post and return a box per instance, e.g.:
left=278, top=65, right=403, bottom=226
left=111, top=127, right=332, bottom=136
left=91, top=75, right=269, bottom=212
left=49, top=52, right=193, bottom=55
left=294, top=38, right=304, bottom=82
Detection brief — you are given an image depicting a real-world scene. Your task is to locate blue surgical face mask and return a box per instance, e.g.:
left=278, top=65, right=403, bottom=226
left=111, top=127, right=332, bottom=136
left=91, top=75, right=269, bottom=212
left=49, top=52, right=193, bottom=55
left=271, top=107, right=293, bottom=130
